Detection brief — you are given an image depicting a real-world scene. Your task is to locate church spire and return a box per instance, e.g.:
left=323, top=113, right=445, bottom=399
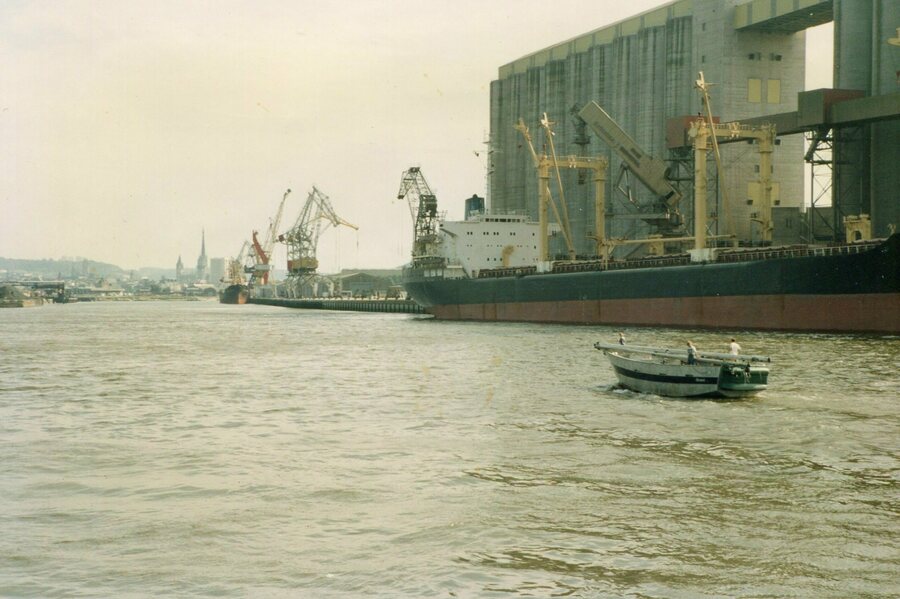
left=196, top=228, right=209, bottom=281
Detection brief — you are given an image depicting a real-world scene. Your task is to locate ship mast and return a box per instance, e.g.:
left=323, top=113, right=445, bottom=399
left=692, top=72, right=777, bottom=248
left=515, top=116, right=608, bottom=261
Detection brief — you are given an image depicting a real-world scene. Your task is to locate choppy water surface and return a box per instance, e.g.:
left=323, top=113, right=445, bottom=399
left=1, top=301, right=898, bottom=597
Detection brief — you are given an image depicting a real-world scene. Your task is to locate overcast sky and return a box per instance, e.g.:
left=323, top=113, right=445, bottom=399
left=1, top=1, right=833, bottom=272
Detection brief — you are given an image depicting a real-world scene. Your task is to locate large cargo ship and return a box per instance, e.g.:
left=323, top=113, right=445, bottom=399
left=399, top=168, right=899, bottom=333
left=399, top=87, right=900, bottom=334
left=403, top=227, right=899, bottom=333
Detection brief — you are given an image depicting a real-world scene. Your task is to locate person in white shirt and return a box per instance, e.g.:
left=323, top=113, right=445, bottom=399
left=729, top=338, right=741, bottom=356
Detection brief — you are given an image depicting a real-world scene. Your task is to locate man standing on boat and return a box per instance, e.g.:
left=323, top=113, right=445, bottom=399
left=687, top=341, right=697, bottom=364
left=729, top=338, right=741, bottom=356
left=618, top=332, right=626, bottom=345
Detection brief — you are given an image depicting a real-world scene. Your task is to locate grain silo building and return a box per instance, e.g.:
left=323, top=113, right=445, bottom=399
left=487, top=0, right=888, bottom=257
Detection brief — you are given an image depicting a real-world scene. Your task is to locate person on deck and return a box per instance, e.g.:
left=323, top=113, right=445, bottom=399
left=687, top=341, right=697, bottom=365
left=618, top=332, right=626, bottom=345
left=729, top=338, right=741, bottom=356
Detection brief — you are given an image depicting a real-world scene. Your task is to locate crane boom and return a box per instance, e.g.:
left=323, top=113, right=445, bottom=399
left=263, top=188, right=291, bottom=259
left=250, top=188, right=293, bottom=286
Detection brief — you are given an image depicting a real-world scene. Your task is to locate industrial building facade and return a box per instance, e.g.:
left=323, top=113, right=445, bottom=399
left=488, top=0, right=899, bottom=256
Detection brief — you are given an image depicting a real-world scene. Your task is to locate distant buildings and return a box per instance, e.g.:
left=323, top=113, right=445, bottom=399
left=175, top=229, right=226, bottom=286
left=209, top=258, right=225, bottom=285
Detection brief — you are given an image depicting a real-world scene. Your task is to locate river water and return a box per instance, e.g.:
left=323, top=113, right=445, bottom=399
left=1, top=301, right=898, bottom=597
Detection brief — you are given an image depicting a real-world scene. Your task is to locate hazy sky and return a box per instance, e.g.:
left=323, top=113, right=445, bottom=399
left=1, top=1, right=833, bottom=272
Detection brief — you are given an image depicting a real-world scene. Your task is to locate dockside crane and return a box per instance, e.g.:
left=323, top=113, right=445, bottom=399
left=279, top=186, right=358, bottom=297
left=249, top=188, right=292, bottom=286
left=396, top=167, right=443, bottom=268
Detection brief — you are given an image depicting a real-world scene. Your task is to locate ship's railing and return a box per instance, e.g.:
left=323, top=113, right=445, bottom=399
left=550, top=255, right=694, bottom=274
left=714, top=239, right=880, bottom=263
left=602, top=255, right=692, bottom=270
left=473, top=238, right=883, bottom=279
left=477, top=254, right=693, bottom=278
left=477, top=266, right=537, bottom=279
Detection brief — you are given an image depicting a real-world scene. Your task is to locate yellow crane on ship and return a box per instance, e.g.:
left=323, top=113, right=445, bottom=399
left=223, top=240, right=252, bottom=286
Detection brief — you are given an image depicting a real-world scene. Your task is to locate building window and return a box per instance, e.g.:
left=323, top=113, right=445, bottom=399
left=767, top=79, right=781, bottom=104
left=748, top=78, right=762, bottom=103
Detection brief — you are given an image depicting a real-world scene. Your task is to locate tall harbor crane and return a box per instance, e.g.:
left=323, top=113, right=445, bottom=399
left=396, top=167, right=443, bottom=267
left=249, top=188, right=292, bottom=286
left=279, top=186, right=357, bottom=297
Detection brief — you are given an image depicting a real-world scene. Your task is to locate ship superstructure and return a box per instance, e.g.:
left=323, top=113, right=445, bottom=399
left=434, top=213, right=543, bottom=279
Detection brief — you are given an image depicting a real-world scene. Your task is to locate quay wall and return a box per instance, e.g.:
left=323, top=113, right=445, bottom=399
left=249, top=298, right=425, bottom=314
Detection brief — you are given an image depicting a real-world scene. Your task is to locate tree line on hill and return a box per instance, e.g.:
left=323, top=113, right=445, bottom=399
left=0, top=257, right=177, bottom=279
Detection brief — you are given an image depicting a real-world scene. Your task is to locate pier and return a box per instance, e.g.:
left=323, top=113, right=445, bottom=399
left=249, top=297, right=425, bottom=314
left=16, top=281, right=67, bottom=303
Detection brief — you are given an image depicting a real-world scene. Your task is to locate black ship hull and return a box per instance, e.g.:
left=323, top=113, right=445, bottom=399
left=403, top=235, right=900, bottom=333
left=219, top=284, right=249, bottom=305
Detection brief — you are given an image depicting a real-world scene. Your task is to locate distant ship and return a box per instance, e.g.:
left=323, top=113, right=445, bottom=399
left=219, top=248, right=251, bottom=305
left=219, top=283, right=249, bottom=305
left=401, top=205, right=900, bottom=334
left=0, top=285, right=44, bottom=308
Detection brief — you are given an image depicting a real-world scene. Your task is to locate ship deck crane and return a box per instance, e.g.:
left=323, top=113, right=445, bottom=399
left=692, top=71, right=777, bottom=247
left=578, top=74, right=775, bottom=255
left=396, top=167, right=444, bottom=268
left=249, top=188, right=292, bottom=286
left=279, top=186, right=357, bottom=297
left=224, top=240, right=251, bottom=286
left=515, top=115, right=609, bottom=261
